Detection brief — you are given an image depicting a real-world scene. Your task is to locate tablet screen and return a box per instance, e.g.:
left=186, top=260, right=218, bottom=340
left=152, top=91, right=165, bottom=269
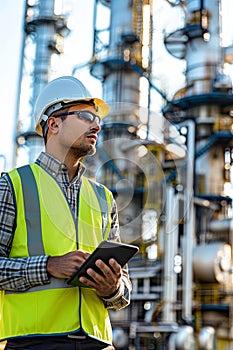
left=67, top=240, right=139, bottom=287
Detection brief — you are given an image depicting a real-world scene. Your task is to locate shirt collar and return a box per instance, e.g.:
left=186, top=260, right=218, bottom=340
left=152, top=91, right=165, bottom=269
left=35, top=152, right=86, bottom=183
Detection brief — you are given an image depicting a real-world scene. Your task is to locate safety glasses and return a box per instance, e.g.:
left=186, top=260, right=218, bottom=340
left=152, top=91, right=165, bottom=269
left=54, top=110, right=101, bottom=124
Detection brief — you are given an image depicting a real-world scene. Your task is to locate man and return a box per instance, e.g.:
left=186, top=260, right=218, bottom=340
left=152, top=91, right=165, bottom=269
left=0, top=76, right=132, bottom=350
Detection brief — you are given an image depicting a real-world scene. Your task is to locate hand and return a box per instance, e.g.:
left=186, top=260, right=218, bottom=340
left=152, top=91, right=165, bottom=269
left=79, top=258, right=122, bottom=297
left=47, top=250, right=90, bottom=278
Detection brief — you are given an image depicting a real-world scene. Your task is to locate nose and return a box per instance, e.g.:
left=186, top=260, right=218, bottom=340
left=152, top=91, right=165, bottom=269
left=91, top=117, right=101, bottom=133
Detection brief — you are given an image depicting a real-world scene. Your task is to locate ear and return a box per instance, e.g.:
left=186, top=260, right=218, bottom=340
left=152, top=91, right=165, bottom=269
left=47, top=117, right=60, bottom=134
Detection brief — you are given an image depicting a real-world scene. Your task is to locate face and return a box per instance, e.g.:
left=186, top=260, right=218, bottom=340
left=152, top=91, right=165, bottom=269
left=49, top=103, right=102, bottom=160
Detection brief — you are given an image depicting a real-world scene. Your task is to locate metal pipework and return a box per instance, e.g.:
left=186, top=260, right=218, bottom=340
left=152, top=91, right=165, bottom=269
left=185, top=0, right=221, bottom=96
left=162, top=186, right=179, bottom=322
left=193, top=242, right=232, bottom=284
left=24, top=0, right=69, bottom=128
left=16, top=0, right=69, bottom=164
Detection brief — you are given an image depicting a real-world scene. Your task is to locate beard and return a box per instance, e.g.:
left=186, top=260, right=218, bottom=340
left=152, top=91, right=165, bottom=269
left=71, top=143, right=96, bottom=159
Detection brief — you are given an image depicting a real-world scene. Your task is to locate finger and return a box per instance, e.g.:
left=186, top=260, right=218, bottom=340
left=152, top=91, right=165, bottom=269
left=86, top=268, right=105, bottom=283
left=79, top=273, right=98, bottom=288
left=70, top=250, right=90, bottom=260
left=95, top=259, right=122, bottom=280
left=108, top=259, right=122, bottom=274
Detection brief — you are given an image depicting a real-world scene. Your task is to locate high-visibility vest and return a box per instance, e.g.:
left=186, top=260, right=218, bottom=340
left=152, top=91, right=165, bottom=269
left=0, top=163, right=113, bottom=342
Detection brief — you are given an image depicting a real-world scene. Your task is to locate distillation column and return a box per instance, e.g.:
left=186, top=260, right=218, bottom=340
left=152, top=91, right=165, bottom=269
left=91, top=0, right=156, bottom=245
left=16, top=0, right=69, bottom=165
left=90, top=1, right=172, bottom=348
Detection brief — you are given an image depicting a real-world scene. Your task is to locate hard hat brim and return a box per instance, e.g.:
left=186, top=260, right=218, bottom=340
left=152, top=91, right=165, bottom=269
left=36, top=97, right=110, bottom=137
left=91, top=97, right=110, bottom=118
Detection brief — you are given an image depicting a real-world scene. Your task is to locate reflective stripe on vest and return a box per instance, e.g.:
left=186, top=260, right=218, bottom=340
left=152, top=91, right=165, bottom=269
left=17, top=165, right=44, bottom=255
left=0, top=164, right=113, bottom=342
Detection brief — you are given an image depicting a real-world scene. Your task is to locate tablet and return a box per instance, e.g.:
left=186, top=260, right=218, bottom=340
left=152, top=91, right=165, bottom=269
left=67, top=240, right=139, bottom=287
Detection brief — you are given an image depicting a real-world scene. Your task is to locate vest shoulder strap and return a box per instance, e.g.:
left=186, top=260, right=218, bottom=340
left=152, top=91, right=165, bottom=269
left=87, top=178, right=109, bottom=214
left=85, top=177, right=112, bottom=239
left=17, top=164, right=44, bottom=255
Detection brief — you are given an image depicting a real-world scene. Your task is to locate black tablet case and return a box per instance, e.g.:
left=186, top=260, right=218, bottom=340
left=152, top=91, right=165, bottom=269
left=67, top=240, right=139, bottom=287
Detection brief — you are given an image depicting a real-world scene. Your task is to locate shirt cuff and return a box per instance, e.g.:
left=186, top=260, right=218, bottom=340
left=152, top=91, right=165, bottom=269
left=101, top=280, right=125, bottom=303
left=25, top=255, right=50, bottom=287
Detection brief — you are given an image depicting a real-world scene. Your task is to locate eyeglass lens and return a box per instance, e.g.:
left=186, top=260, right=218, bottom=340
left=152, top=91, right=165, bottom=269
left=74, top=111, right=101, bottom=123
left=54, top=110, right=101, bottom=123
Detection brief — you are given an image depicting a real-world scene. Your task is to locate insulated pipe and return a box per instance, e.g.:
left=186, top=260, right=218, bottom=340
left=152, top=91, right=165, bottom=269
left=209, top=218, right=233, bottom=235
left=181, top=119, right=196, bottom=322
left=162, top=186, right=179, bottom=322
left=209, top=218, right=233, bottom=272
left=193, top=242, right=231, bottom=283
left=186, top=0, right=221, bottom=95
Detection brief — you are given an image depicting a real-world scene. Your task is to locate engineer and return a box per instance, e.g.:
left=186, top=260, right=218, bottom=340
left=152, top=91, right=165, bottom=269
left=0, top=76, right=132, bottom=350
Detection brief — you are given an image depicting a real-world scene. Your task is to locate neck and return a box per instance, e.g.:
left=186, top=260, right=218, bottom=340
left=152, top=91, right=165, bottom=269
left=45, top=147, right=81, bottom=181
left=64, top=155, right=81, bottom=180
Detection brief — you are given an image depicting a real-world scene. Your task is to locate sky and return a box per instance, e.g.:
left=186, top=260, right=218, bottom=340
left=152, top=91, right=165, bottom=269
left=0, top=0, right=25, bottom=171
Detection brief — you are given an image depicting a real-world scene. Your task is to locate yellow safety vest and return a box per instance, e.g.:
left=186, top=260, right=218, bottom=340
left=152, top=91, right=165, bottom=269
left=0, top=163, right=113, bottom=342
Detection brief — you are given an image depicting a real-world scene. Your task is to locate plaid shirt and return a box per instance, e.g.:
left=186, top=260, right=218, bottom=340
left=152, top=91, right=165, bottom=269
left=0, top=152, right=131, bottom=309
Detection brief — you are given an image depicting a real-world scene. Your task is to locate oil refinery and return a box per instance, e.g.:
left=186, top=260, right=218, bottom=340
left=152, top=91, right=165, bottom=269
left=1, top=0, right=233, bottom=349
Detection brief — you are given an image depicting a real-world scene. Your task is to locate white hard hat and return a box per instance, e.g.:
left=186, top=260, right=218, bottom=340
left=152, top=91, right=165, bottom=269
left=33, top=76, right=110, bottom=136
